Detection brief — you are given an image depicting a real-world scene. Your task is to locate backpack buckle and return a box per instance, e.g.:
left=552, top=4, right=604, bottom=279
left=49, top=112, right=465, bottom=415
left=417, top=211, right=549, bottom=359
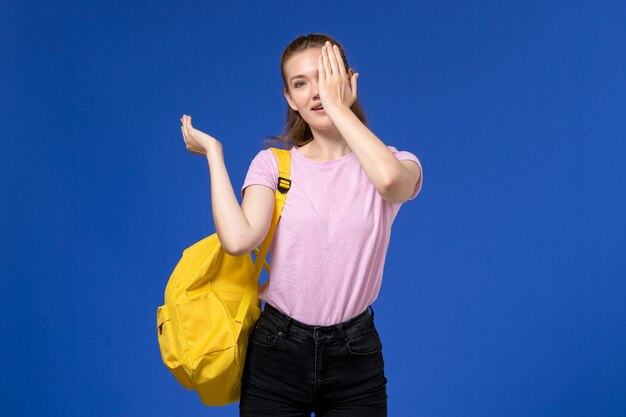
left=277, top=177, right=291, bottom=194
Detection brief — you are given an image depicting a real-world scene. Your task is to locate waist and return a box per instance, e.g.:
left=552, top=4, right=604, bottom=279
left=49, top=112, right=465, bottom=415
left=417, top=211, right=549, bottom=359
left=261, top=302, right=376, bottom=343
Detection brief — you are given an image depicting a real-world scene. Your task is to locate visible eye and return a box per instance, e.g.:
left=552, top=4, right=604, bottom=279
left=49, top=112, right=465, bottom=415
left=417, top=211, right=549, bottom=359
left=294, top=81, right=304, bottom=88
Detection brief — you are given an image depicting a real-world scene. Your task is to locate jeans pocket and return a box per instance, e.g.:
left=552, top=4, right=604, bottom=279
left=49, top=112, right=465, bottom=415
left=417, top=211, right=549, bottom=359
left=345, top=326, right=383, bottom=355
left=250, top=323, right=280, bottom=348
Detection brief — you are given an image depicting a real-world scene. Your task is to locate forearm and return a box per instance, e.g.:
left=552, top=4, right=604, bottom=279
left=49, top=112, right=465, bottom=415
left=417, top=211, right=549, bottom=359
left=326, top=105, right=406, bottom=192
left=205, top=144, right=251, bottom=254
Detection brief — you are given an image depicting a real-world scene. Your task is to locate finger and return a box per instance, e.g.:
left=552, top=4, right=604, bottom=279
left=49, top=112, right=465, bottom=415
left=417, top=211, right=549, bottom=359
left=318, top=51, right=326, bottom=82
left=331, top=44, right=346, bottom=78
left=321, top=44, right=331, bottom=78
left=351, top=72, right=358, bottom=99
left=183, top=117, right=191, bottom=140
left=182, top=129, right=190, bottom=151
left=181, top=126, right=188, bottom=145
left=182, top=117, right=188, bottom=137
left=324, top=42, right=338, bottom=76
left=184, top=115, right=192, bottom=136
left=327, top=43, right=341, bottom=77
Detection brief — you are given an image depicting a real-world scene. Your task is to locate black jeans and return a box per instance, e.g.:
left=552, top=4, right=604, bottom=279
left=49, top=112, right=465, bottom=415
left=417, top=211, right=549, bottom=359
left=240, top=302, right=388, bottom=416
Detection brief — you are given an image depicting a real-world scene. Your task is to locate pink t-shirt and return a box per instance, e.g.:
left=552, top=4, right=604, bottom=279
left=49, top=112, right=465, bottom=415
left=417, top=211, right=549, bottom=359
left=241, top=145, right=423, bottom=325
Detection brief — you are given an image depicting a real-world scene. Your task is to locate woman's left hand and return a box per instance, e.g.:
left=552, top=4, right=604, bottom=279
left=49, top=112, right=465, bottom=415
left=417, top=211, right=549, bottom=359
left=318, top=41, right=359, bottom=114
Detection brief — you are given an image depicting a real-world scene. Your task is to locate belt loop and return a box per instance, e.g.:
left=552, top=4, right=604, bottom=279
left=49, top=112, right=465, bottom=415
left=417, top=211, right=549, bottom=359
left=336, top=323, right=346, bottom=341
left=368, top=305, right=375, bottom=322
left=282, top=314, right=292, bottom=335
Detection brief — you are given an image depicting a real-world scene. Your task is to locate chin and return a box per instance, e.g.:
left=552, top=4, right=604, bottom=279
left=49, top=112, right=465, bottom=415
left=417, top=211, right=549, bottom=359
left=307, top=119, right=335, bottom=130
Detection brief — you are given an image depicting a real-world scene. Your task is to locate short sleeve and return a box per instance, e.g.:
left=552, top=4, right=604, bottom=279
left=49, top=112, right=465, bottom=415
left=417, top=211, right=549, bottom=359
left=240, top=149, right=279, bottom=198
left=388, top=146, right=423, bottom=200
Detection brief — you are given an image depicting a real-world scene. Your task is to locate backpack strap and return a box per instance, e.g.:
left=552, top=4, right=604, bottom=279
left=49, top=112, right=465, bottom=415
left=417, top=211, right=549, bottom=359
left=253, top=147, right=291, bottom=276
left=233, top=147, right=291, bottom=339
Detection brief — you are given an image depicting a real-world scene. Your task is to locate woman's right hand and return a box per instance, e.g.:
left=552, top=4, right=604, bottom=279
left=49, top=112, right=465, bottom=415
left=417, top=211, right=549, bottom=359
left=180, top=114, right=222, bottom=156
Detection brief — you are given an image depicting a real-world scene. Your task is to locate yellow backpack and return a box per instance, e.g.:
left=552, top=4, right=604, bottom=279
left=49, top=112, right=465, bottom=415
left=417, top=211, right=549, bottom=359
left=156, top=147, right=291, bottom=406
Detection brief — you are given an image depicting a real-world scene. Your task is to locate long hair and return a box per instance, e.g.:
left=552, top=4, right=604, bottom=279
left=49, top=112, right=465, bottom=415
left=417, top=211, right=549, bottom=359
left=264, top=33, right=368, bottom=149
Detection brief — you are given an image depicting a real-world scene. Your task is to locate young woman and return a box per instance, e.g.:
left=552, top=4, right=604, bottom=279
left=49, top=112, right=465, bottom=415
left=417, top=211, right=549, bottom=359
left=180, top=33, right=422, bottom=417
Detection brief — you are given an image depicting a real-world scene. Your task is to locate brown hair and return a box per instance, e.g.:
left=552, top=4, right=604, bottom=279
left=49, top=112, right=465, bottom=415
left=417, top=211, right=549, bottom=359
left=264, top=33, right=368, bottom=149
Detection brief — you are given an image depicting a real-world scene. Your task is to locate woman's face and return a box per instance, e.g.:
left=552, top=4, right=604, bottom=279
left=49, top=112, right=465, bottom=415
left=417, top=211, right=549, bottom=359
left=283, top=47, right=336, bottom=131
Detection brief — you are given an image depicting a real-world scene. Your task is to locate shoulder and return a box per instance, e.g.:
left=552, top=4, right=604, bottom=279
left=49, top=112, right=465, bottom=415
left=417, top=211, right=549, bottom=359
left=253, top=147, right=279, bottom=161
left=241, top=148, right=282, bottom=197
left=248, top=148, right=279, bottom=170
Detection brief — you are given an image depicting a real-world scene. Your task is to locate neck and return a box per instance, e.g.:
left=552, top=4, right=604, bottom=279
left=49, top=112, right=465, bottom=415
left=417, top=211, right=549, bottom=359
left=302, top=128, right=352, bottom=159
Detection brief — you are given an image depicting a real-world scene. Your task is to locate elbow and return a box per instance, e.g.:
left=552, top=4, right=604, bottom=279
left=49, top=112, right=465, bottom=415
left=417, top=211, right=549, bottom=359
left=225, top=247, right=249, bottom=257
left=380, top=174, right=397, bottom=195
left=378, top=173, right=402, bottom=202
left=220, top=242, right=239, bottom=256
left=378, top=160, right=421, bottom=203
left=222, top=233, right=264, bottom=257
left=227, top=244, right=252, bottom=257
left=218, top=233, right=250, bottom=257
left=221, top=242, right=249, bottom=257
left=378, top=172, right=411, bottom=204
left=378, top=184, right=404, bottom=204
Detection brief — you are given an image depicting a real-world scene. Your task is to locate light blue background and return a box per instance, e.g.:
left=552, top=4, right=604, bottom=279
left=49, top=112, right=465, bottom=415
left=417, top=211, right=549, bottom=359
left=2, top=1, right=625, bottom=416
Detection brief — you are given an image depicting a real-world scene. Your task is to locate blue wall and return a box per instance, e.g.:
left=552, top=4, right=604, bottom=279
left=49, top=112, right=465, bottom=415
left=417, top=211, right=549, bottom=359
left=2, top=1, right=624, bottom=416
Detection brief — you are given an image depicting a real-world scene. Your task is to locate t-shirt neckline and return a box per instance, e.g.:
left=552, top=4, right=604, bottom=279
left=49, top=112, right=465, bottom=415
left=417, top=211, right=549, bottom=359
left=291, top=145, right=355, bottom=166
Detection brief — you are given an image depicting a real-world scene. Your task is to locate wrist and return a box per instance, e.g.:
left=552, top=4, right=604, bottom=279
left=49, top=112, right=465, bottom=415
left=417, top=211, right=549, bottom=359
left=324, top=103, right=351, bottom=117
left=205, top=141, right=223, bottom=161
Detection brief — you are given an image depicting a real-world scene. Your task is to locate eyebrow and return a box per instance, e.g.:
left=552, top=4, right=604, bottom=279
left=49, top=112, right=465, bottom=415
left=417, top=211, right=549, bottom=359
left=289, top=71, right=318, bottom=83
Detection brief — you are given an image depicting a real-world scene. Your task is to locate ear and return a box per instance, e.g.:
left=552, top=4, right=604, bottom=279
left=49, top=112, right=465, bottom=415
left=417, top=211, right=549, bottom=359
left=283, top=88, right=299, bottom=112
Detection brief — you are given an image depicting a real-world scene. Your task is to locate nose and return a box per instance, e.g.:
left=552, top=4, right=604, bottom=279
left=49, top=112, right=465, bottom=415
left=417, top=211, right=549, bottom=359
left=310, top=80, right=320, bottom=99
